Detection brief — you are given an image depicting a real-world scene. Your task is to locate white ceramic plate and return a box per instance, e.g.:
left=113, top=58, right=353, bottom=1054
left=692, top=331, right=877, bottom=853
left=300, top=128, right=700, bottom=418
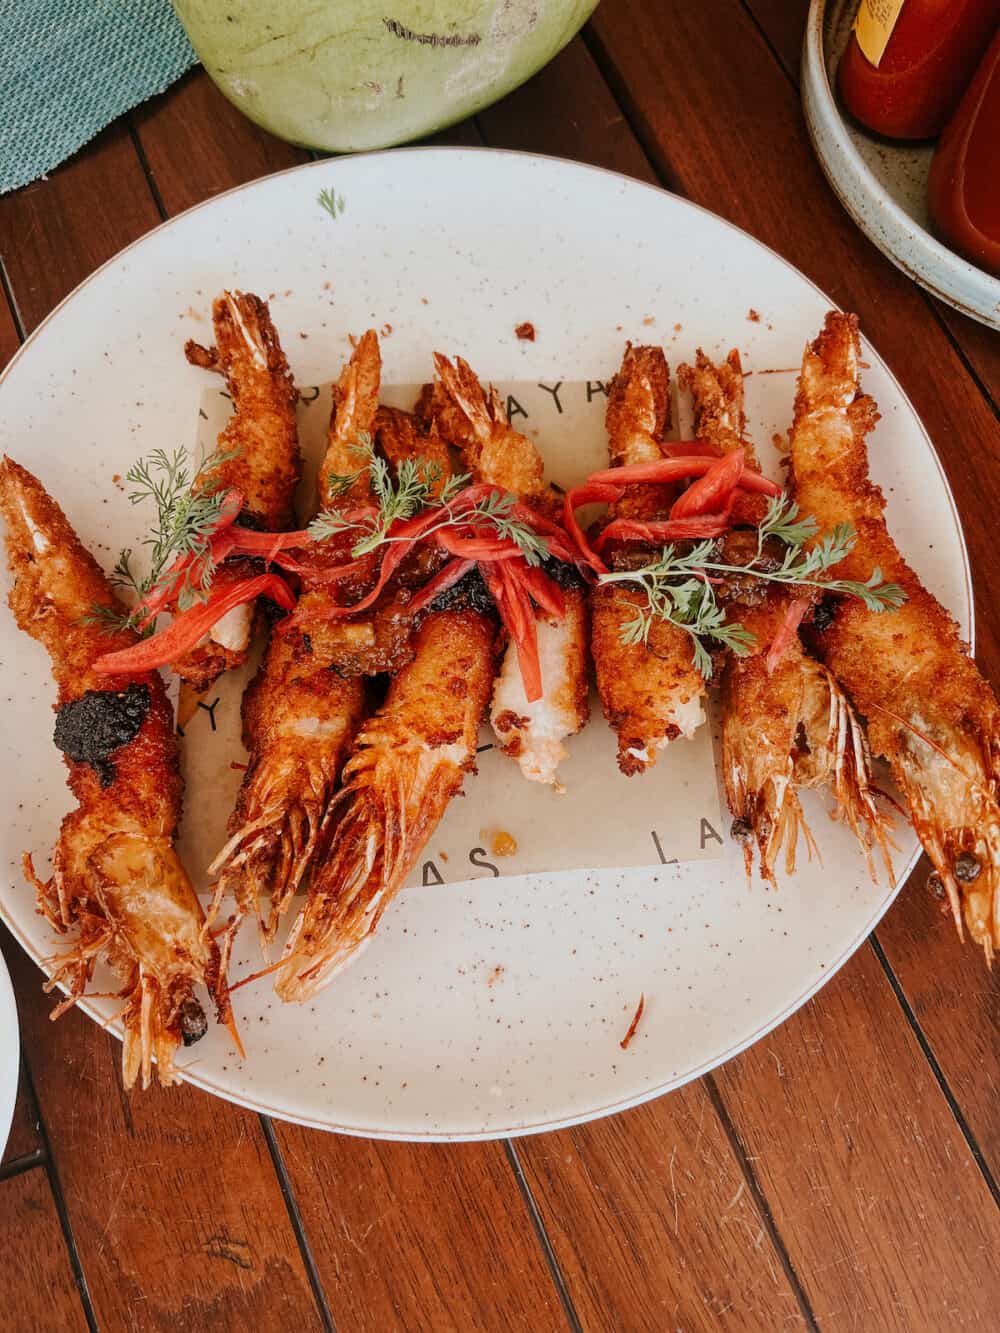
left=802, top=0, right=1000, bottom=330
left=0, top=149, right=971, bottom=1140
left=0, top=952, right=17, bottom=1158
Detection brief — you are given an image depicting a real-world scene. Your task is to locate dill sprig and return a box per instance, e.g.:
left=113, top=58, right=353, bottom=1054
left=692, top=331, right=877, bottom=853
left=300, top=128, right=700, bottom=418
left=601, top=495, right=906, bottom=676
left=309, top=437, right=550, bottom=566
left=88, top=445, right=240, bottom=633
left=317, top=187, right=346, bottom=221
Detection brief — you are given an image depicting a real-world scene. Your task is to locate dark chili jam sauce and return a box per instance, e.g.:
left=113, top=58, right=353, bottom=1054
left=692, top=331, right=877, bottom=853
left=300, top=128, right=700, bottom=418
left=53, top=683, right=151, bottom=787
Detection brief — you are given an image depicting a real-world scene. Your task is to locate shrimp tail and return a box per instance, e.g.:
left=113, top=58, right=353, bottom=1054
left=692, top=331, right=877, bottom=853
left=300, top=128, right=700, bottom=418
left=723, top=647, right=894, bottom=887
left=208, top=747, right=345, bottom=951
left=275, top=737, right=456, bottom=999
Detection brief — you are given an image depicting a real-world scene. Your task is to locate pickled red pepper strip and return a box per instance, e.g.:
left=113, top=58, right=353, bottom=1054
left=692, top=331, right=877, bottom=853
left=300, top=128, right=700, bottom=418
left=670, top=449, right=746, bottom=519
left=93, top=573, right=296, bottom=674
left=764, top=596, right=812, bottom=674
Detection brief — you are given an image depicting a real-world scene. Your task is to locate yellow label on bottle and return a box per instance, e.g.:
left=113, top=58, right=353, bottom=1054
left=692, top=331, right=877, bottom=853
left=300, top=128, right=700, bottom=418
left=853, top=0, right=906, bottom=67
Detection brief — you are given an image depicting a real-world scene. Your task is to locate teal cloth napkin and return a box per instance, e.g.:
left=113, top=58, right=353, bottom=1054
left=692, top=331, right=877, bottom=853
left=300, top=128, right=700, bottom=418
left=1, top=0, right=197, bottom=195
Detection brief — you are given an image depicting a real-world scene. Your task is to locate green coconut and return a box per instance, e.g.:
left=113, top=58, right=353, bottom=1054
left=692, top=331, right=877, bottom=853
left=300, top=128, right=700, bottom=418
left=173, top=1, right=598, bottom=151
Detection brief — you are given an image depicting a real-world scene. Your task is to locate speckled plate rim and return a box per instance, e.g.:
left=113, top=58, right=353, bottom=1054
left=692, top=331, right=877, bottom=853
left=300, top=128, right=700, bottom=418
left=802, top=0, right=1000, bottom=330
left=0, top=148, right=973, bottom=1140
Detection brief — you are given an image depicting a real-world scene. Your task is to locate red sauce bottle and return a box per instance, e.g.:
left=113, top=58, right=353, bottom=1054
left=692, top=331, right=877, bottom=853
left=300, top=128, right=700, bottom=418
left=928, top=27, right=1000, bottom=275
left=837, top=0, right=999, bottom=140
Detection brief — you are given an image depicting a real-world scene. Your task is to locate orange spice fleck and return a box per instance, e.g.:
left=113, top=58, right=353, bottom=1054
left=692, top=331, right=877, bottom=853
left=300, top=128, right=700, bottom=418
left=491, top=831, right=517, bottom=857
left=747, top=308, right=761, bottom=322
left=620, top=993, right=645, bottom=1049
left=515, top=321, right=535, bottom=342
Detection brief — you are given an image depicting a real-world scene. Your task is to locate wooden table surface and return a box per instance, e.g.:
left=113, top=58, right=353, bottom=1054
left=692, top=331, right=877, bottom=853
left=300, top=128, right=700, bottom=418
left=1, top=4, right=998, bottom=1329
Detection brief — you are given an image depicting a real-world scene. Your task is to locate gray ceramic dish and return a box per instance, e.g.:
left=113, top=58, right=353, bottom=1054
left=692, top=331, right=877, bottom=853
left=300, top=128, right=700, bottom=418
left=802, top=0, right=1000, bottom=330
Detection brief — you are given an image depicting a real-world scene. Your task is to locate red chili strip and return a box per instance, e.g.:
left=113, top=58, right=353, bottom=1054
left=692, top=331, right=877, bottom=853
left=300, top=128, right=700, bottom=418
left=228, top=527, right=315, bottom=554
left=586, top=457, right=715, bottom=486
left=586, top=455, right=781, bottom=498
left=764, top=596, right=811, bottom=674
left=662, top=441, right=722, bottom=459
left=93, top=573, right=296, bottom=674
left=501, top=566, right=542, bottom=703
left=563, top=482, right=622, bottom=575
left=519, top=562, right=566, bottom=619
left=408, top=558, right=476, bottom=614
left=318, top=541, right=415, bottom=617
left=435, top=528, right=525, bottom=561
left=594, top=512, right=734, bottom=552
left=132, top=492, right=245, bottom=627
left=670, top=449, right=745, bottom=520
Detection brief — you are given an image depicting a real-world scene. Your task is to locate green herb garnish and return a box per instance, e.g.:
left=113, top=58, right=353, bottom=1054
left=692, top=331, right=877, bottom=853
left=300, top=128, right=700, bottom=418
left=601, top=495, right=906, bottom=676
left=87, top=445, right=239, bottom=632
left=309, top=436, right=550, bottom=566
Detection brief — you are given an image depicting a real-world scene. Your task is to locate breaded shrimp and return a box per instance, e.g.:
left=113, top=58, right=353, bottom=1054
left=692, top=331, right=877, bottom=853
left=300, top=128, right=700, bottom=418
left=592, top=343, right=706, bottom=774
left=0, top=458, right=234, bottom=1087
left=276, top=607, right=496, bottom=998
left=177, top=291, right=301, bottom=689
left=791, top=311, right=1000, bottom=958
left=207, top=334, right=378, bottom=953
left=273, top=400, right=498, bottom=997
left=431, top=352, right=589, bottom=787
left=680, top=348, right=890, bottom=881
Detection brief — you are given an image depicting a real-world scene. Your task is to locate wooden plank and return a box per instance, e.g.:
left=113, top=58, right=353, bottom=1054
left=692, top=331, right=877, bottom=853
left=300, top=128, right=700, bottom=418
left=516, top=1086, right=809, bottom=1330
left=0, top=124, right=161, bottom=335
left=132, top=70, right=310, bottom=216
left=744, top=0, right=1000, bottom=408
left=0, top=283, right=20, bottom=368
left=1, top=1068, right=42, bottom=1169
left=274, top=1126, right=570, bottom=1331
left=478, top=38, right=655, bottom=183
left=715, top=942, right=1000, bottom=1329
left=934, top=305, right=1000, bottom=410
left=0, top=1168, right=90, bottom=1331
left=588, top=0, right=1000, bottom=1171
left=874, top=864, right=1000, bottom=1173
left=7, top=940, right=324, bottom=1331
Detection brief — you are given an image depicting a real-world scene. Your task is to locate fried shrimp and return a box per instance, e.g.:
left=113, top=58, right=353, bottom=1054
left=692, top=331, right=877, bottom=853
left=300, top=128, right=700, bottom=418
left=592, top=343, right=705, bottom=775
left=720, top=590, right=890, bottom=884
left=273, top=399, right=498, bottom=998
left=791, top=311, right=1000, bottom=958
left=431, top=352, right=589, bottom=787
left=0, top=458, right=235, bottom=1087
left=206, top=334, right=378, bottom=955
left=277, top=606, right=496, bottom=999
left=679, top=348, right=890, bottom=882
left=177, top=290, right=301, bottom=689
